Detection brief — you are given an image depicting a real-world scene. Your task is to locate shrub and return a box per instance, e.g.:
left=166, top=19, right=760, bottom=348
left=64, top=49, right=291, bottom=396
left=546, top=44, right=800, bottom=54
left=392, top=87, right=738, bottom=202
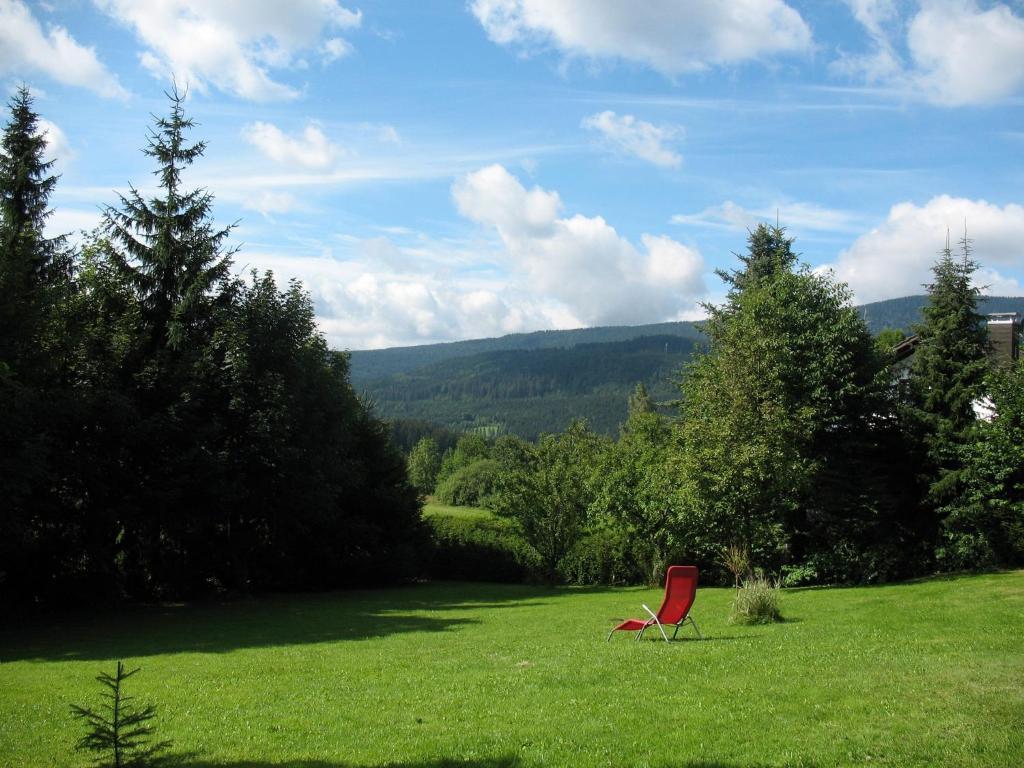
left=435, top=459, right=501, bottom=508
left=425, top=515, right=535, bottom=582
left=729, top=574, right=783, bottom=624
left=559, top=527, right=643, bottom=585
left=780, top=563, right=818, bottom=587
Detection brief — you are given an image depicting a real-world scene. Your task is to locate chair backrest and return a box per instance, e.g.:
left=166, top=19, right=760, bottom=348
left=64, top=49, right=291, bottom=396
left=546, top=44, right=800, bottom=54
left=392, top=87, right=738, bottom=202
left=656, top=565, right=699, bottom=624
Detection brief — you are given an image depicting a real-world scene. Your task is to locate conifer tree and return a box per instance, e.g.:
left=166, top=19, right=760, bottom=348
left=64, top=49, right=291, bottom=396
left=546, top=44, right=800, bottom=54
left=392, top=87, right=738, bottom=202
left=70, top=661, right=170, bottom=768
left=102, top=86, right=234, bottom=354
left=715, top=222, right=797, bottom=298
left=0, top=85, right=68, bottom=373
left=906, top=233, right=990, bottom=510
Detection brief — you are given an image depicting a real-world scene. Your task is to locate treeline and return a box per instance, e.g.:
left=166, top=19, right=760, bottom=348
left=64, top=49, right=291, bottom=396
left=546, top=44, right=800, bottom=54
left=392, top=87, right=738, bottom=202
left=411, top=226, right=1024, bottom=585
left=0, top=88, right=424, bottom=608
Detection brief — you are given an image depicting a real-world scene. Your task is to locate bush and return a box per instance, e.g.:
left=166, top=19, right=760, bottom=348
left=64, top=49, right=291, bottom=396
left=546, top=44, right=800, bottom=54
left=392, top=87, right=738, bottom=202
left=435, top=459, right=501, bottom=508
left=729, top=574, right=783, bottom=624
left=559, top=527, right=643, bottom=585
left=425, top=515, right=535, bottom=582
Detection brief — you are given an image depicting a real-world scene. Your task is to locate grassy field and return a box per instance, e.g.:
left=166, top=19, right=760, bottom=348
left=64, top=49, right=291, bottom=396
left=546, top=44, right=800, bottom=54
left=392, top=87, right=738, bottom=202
left=1, top=572, right=1022, bottom=768
left=422, top=501, right=494, bottom=520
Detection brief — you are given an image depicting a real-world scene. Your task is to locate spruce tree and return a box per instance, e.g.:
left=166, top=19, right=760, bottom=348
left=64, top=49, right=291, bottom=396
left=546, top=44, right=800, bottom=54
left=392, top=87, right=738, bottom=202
left=0, top=85, right=68, bottom=374
left=906, top=233, right=989, bottom=510
left=102, top=86, right=234, bottom=354
left=715, top=222, right=797, bottom=297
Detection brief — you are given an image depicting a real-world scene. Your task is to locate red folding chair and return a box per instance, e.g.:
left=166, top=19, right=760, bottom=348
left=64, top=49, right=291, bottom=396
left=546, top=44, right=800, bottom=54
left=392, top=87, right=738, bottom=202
left=607, top=565, right=702, bottom=642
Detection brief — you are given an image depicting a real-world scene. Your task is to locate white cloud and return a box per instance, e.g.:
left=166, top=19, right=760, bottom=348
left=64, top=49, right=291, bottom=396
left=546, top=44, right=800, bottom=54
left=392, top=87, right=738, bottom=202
left=907, top=1, right=1024, bottom=106
left=452, top=164, right=705, bottom=326
left=826, top=195, right=1024, bottom=302
left=471, top=0, right=812, bottom=75
left=0, top=0, right=128, bottom=98
left=673, top=200, right=862, bottom=233
left=836, top=0, right=1024, bottom=106
left=242, top=121, right=344, bottom=170
left=95, top=0, right=361, bottom=101
left=242, top=190, right=298, bottom=218
left=244, top=249, right=571, bottom=350
left=37, top=118, right=73, bottom=168
left=581, top=111, right=681, bottom=168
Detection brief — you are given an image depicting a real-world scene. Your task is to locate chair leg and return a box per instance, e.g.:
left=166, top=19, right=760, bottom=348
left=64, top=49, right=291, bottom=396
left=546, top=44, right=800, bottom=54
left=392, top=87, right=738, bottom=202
left=672, top=623, right=680, bottom=641
left=688, top=616, right=702, bottom=639
left=636, top=625, right=647, bottom=641
left=606, top=628, right=616, bottom=642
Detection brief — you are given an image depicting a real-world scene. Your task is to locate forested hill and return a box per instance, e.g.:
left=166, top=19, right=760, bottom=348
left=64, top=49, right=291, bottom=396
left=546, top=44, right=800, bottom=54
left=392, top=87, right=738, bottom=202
left=348, top=320, right=704, bottom=386
left=351, top=295, right=1024, bottom=440
left=857, top=295, right=1024, bottom=333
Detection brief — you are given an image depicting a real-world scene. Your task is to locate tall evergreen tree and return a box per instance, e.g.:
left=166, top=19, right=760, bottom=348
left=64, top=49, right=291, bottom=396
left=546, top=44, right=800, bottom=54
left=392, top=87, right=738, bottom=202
left=102, top=86, right=234, bottom=354
left=906, top=233, right=989, bottom=511
left=0, top=85, right=68, bottom=374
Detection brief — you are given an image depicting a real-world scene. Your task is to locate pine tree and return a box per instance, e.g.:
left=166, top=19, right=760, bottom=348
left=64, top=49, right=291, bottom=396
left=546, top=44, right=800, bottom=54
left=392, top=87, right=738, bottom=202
left=102, top=86, right=235, bottom=353
left=0, top=85, right=68, bottom=374
left=907, top=232, right=990, bottom=510
left=70, top=661, right=170, bottom=768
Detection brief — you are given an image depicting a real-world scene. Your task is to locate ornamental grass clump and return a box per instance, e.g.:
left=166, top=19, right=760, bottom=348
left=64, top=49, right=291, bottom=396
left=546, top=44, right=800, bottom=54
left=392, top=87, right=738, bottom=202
left=729, top=573, right=783, bottom=625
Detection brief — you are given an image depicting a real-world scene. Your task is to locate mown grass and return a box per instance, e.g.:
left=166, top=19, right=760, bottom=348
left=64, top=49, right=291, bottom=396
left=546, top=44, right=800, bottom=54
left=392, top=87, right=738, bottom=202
left=422, top=501, right=494, bottom=521
left=1, top=572, right=1022, bottom=767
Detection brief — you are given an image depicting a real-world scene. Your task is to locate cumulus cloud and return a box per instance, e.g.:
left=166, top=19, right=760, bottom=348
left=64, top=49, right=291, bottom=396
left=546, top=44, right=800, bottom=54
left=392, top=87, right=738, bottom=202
left=470, top=0, right=812, bottom=75
left=836, top=0, right=1024, bottom=106
left=244, top=249, right=571, bottom=350
left=826, top=195, right=1024, bottom=302
left=673, top=200, right=863, bottom=234
left=0, top=0, right=128, bottom=98
left=452, top=164, right=705, bottom=326
left=37, top=118, right=73, bottom=167
left=582, top=111, right=682, bottom=168
left=242, top=121, right=344, bottom=170
left=95, top=0, right=361, bottom=101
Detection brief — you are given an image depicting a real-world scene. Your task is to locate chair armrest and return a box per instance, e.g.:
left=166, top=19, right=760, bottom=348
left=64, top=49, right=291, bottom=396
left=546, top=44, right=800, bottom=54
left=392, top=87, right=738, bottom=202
left=641, top=604, right=660, bottom=624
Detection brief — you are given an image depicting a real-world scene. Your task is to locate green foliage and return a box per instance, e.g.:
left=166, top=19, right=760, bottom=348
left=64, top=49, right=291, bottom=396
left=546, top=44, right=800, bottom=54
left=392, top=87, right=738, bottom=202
left=0, top=91, right=425, bottom=606
left=678, top=229, right=892, bottom=574
left=590, top=394, right=681, bottom=585
left=424, top=514, right=535, bottom=582
left=69, top=661, right=170, bottom=767
left=906, top=234, right=991, bottom=516
left=407, top=436, right=442, bottom=494
left=0, top=85, right=70, bottom=377
left=434, top=458, right=502, bottom=508
left=557, top=526, right=641, bottom=585
left=729, top=574, right=783, bottom=625
left=939, top=360, right=1024, bottom=568
left=387, top=418, right=461, bottom=454
left=492, top=420, right=610, bottom=583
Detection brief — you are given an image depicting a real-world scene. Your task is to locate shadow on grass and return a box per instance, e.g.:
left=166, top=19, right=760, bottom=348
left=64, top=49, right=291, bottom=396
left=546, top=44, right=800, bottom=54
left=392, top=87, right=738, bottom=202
left=0, top=582, right=569, bottom=662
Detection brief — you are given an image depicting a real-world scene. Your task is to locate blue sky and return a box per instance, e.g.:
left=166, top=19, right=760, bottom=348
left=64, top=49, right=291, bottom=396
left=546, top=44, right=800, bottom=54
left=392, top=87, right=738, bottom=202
left=3, top=0, right=1023, bottom=349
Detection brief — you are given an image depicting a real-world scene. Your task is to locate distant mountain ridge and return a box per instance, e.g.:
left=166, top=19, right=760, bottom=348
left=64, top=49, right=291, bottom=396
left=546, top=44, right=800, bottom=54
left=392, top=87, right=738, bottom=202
left=349, top=295, right=1024, bottom=439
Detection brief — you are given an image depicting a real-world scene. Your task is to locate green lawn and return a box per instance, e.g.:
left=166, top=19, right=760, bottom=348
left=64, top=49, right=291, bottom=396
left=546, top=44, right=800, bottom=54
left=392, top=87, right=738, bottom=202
left=422, top=501, right=494, bottom=521
left=1, top=572, right=1022, bottom=767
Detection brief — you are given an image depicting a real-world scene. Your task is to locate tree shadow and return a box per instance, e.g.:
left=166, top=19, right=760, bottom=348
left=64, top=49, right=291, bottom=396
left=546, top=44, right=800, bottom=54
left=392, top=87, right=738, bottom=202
left=0, top=582, right=564, bottom=662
